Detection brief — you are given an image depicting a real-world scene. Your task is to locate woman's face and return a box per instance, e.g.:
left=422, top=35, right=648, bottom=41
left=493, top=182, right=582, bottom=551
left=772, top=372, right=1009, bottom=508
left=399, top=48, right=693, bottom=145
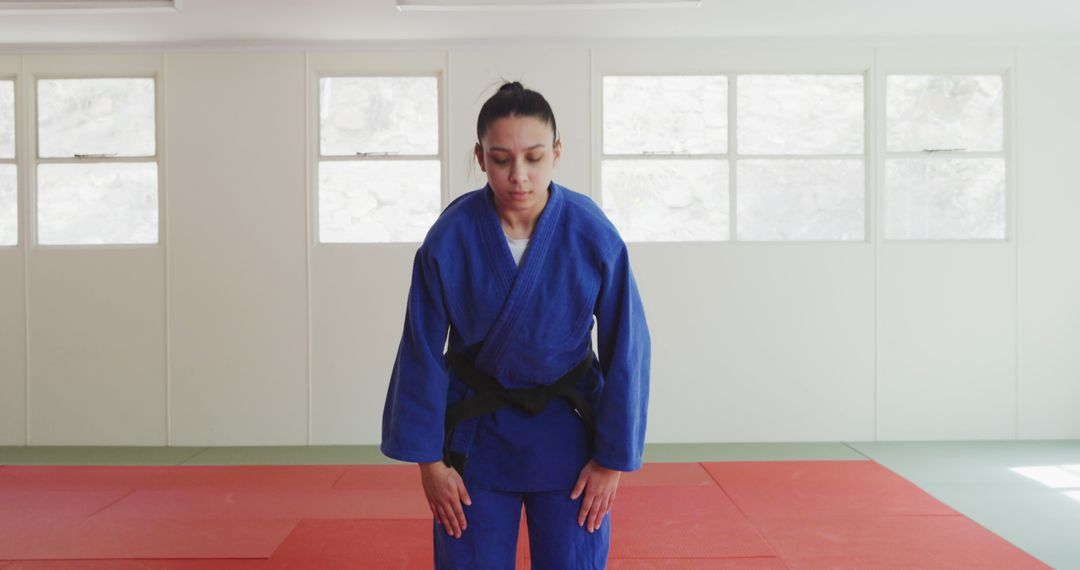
left=475, top=115, right=561, bottom=215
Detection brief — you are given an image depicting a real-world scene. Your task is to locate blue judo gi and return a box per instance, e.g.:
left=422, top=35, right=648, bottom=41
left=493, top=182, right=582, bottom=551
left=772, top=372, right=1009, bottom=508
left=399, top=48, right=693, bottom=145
left=381, top=181, right=651, bottom=569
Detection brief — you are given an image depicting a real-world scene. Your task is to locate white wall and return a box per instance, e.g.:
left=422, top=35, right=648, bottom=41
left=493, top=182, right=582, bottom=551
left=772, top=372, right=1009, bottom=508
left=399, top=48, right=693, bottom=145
left=166, top=52, right=310, bottom=445
left=1016, top=46, right=1080, bottom=439
left=0, top=41, right=1077, bottom=446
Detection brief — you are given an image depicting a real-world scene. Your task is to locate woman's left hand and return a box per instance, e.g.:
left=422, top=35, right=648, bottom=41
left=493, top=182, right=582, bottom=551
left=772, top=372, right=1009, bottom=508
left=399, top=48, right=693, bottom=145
left=571, top=459, right=622, bottom=533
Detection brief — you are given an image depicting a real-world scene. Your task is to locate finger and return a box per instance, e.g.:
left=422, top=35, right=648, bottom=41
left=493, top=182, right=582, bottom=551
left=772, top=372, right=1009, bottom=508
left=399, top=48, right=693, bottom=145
left=587, top=504, right=600, bottom=533
left=437, top=504, right=454, bottom=535
left=457, top=479, right=473, bottom=507
left=450, top=495, right=468, bottom=534
left=598, top=498, right=612, bottom=528
left=570, top=472, right=588, bottom=500
left=578, top=495, right=594, bottom=526
left=444, top=501, right=463, bottom=537
left=428, top=501, right=442, bottom=524
left=436, top=504, right=455, bottom=536
left=589, top=495, right=611, bottom=532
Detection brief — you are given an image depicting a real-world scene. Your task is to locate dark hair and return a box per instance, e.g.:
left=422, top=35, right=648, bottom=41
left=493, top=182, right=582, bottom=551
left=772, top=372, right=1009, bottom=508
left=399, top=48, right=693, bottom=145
left=475, top=81, right=559, bottom=145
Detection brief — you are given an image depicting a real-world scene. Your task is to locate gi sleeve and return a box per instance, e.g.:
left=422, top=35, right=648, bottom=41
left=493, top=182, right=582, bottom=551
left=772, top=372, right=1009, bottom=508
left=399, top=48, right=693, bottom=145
left=380, top=245, right=451, bottom=463
left=592, top=242, right=651, bottom=472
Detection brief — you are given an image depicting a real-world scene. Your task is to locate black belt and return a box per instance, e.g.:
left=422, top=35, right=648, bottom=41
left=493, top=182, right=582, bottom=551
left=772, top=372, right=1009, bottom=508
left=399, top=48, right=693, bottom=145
left=442, top=352, right=597, bottom=476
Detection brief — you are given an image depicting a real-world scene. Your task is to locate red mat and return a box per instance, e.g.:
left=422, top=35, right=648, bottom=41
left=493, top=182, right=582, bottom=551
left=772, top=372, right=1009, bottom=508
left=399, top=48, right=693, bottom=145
left=92, top=487, right=430, bottom=520
left=0, top=558, right=268, bottom=569
left=607, top=559, right=787, bottom=569
left=0, top=489, right=132, bottom=519
left=267, top=518, right=432, bottom=569
left=0, top=466, right=346, bottom=492
left=619, top=462, right=716, bottom=487
left=0, top=511, right=297, bottom=560
left=703, top=460, right=957, bottom=519
left=610, top=485, right=775, bottom=559
left=331, top=465, right=421, bottom=491
left=517, top=558, right=786, bottom=570
left=0, top=461, right=1051, bottom=568
left=754, top=513, right=1044, bottom=568
left=0, top=519, right=456, bottom=569
left=0, top=557, right=267, bottom=565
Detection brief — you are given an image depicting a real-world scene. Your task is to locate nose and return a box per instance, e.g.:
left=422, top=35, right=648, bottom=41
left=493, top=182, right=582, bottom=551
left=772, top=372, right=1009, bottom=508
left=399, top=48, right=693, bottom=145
left=509, top=157, right=528, bottom=183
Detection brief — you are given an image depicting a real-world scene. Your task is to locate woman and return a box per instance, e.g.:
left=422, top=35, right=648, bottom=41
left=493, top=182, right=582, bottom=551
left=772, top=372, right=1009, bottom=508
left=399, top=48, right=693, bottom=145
left=381, top=81, right=650, bottom=569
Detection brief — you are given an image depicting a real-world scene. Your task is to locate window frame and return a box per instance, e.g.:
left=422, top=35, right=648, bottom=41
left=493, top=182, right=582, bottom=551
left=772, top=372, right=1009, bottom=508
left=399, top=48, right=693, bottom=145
left=593, top=44, right=1016, bottom=245
left=0, top=69, right=19, bottom=248
left=24, top=53, right=164, bottom=249
left=598, top=70, right=871, bottom=243
left=880, top=72, right=1012, bottom=242
left=600, top=73, right=732, bottom=242
left=306, top=51, right=447, bottom=246
left=874, top=47, right=1015, bottom=244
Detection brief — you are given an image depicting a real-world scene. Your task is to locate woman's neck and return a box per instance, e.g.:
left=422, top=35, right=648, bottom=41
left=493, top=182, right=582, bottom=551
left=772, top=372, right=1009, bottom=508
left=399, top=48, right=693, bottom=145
left=496, top=187, right=549, bottom=239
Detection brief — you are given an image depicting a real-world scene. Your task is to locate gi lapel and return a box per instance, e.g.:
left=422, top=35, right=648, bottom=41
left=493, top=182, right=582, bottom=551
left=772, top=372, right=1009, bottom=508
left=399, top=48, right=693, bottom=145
left=476, top=183, right=516, bottom=301
left=473, top=181, right=566, bottom=378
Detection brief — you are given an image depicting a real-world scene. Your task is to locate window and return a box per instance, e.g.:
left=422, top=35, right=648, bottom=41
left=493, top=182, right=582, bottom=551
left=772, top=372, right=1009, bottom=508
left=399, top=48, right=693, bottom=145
left=601, top=74, right=865, bottom=242
left=736, top=75, right=865, bottom=241
left=317, top=76, right=440, bottom=243
left=35, top=77, right=158, bottom=245
left=0, top=79, right=15, bottom=246
left=601, top=75, right=729, bottom=242
left=885, top=75, right=1006, bottom=240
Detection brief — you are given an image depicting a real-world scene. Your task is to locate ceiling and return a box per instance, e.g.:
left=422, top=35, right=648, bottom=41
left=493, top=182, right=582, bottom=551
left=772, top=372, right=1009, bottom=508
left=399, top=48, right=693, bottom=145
left=0, top=0, right=1077, bottom=46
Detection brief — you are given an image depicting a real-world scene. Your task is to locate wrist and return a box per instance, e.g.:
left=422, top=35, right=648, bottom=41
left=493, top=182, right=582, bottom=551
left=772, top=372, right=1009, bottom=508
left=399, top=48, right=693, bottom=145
left=590, top=459, right=620, bottom=474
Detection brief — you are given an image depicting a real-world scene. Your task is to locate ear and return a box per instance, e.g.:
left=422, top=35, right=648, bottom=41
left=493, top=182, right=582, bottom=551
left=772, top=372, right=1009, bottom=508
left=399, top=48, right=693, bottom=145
left=474, top=142, right=487, bottom=173
left=552, top=138, right=562, bottom=167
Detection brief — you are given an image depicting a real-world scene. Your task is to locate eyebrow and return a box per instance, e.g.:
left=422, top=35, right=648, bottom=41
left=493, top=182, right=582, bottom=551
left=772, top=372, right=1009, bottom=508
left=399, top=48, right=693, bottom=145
left=488, top=144, right=546, bottom=152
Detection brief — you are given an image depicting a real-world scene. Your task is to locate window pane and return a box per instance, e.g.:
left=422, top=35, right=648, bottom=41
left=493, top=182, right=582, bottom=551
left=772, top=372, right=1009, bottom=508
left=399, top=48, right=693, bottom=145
left=886, top=158, right=1005, bottom=239
left=319, top=160, right=439, bottom=243
left=887, top=75, right=1004, bottom=152
left=38, top=78, right=156, bottom=158
left=37, top=163, right=158, bottom=245
left=0, top=80, right=13, bottom=158
left=601, top=159, right=729, bottom=241
left=738, top=75, right=864, bottom=155
left=737, top=159, right=864, bottom=241
left=0, top=164, right=15, bottom=246
left=319, top=77, right=438, bottom=156
left=603, top=76, right=727, bottom=155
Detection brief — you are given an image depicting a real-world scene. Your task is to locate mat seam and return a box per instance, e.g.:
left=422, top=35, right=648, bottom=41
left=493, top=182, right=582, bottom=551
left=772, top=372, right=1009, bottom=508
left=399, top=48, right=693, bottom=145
left=84, top=488, right=138, bottom=518
left=841, top=441, right=874, bottom=460
left=699, top=461, right=792, bottom=570
left=176, top=447, right=208, bottom=465
left=327, top=466, right=349, bottom=489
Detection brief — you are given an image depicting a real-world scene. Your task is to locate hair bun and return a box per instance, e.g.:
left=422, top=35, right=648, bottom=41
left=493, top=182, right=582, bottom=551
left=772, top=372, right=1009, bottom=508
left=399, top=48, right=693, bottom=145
left=497, top=81, right=525, bottom=94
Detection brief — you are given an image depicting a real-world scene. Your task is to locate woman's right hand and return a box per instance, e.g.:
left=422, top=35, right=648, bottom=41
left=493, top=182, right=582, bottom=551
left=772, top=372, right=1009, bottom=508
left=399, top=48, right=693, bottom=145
left=419, top=461, right=472, bottom=538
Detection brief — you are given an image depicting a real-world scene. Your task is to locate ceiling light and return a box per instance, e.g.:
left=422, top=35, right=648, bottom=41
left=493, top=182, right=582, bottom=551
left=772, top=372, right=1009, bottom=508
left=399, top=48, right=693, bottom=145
left=397, top=0, right=701, bottom=12
left=0, top=0, right=180, bottom=14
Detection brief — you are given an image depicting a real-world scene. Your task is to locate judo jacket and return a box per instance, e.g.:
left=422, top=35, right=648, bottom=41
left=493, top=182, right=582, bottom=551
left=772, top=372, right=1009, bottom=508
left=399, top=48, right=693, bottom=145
left=381, top=181, right=651, bottom=491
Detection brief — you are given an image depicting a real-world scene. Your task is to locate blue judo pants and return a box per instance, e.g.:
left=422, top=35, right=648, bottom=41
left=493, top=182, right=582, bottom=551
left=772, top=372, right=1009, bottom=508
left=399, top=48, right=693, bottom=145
left=433, top=486, right=610, bottom=569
